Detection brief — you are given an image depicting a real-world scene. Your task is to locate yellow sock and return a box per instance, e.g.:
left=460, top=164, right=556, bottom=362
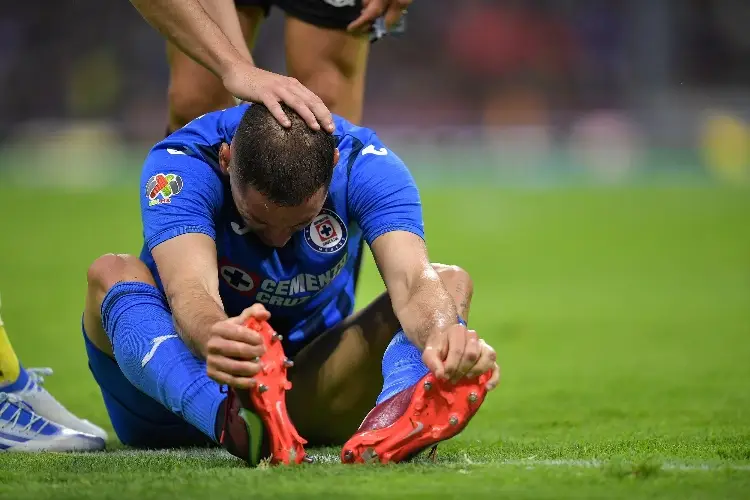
left=0, top=296, right=22, bottom=386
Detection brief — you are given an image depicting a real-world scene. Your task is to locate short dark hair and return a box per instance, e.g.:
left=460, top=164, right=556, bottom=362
left=231, top=103, right=336, bottom=206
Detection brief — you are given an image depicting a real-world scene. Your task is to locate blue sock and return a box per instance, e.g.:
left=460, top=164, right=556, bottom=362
left=377, top=316, right=468, bottom=405
left=101, top=281, right=225, bottom=441
left=0, top=364, right=29, bottom=392
left=377, top=330, right=429, bottom=404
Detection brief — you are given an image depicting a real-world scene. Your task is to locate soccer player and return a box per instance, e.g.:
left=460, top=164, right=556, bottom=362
left=131, top=0, right=410, bottom=342
left=0, top=295, right=107, bottom=452
left=81, top=103, right=499, bottom=464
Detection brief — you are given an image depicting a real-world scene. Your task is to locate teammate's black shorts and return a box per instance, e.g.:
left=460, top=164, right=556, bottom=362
left=234, top=0, right=362, bottom=31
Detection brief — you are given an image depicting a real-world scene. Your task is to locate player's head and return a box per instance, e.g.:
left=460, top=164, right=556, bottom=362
left=219, top=103, right=339, bottom=247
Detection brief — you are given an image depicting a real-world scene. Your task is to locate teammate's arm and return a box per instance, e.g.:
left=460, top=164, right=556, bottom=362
left=348, top=0, right=413, bottom=33
left=196, top=0, right=254, bottom=62
left=128, top=0, right=334, bottom=132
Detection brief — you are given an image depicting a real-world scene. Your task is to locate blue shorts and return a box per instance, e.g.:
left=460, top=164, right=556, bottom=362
left=82, top=330, right=214, bottom=448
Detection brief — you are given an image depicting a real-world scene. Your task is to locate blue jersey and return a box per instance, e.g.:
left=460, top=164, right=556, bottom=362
left=138, top=104, right=424, bottom=351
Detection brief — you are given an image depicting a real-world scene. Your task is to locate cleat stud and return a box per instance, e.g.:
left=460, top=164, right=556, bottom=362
left=361, top=449, right=378, bottom=463
left=468, top=392, right=478, bottom=403
left=258, top=384, right=268, bottom=393
left=273, top=333, right=284, bottom=342
left=423, top=381, right=432, bottom=391
left=343, top=450, right=354, bottom=462
left=449, top=416, right=459, bottom=426
left=284, top=358, right=294, bottom=368
left=303, top=455, right=316, bottom=464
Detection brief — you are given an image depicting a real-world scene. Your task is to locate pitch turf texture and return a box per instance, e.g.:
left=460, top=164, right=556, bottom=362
left=0, top=185, right=749, bottom=499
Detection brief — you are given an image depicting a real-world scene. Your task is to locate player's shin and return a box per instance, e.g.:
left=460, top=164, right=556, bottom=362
left=100, top=281, right=224, bottom=442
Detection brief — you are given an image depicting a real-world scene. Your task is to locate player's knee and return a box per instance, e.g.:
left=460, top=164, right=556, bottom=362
left=87, top=254, right=155, bottom=296
left=433, top=263, right=474, bottom=297
left=167, top=80, right=234, bottom=130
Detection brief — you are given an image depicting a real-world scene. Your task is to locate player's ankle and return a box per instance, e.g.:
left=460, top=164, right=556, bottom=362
left=214, top=398, right=227, bottom=442
left=0, top=363, right=28, bottom=392
left=378, top=330, right=429, bottom=404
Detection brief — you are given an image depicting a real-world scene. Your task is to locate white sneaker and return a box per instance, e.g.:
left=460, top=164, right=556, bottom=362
left=0, top=392, right=105, bottom=452
left=13, top=368, right=109, bottom=441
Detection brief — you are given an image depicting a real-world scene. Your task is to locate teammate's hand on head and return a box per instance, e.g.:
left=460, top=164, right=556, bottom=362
left=221, top=62, right=334, bottom=134
left=422, top=324, right=500, bottom=391
left=205, top=303, right=271, bottom=389
left=348, top=0, right=412, bottom=33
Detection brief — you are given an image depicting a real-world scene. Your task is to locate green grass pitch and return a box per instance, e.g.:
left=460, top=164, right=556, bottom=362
left=0, top=184, right=749, bottom=499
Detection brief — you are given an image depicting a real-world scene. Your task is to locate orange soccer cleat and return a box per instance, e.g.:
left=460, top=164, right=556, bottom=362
left=219, top=317, right=309, bottom=466
left=341, top=371, right=492, bottom=464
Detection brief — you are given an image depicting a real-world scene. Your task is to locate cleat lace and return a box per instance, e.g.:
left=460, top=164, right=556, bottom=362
left=26, top=367, right=54, bottom=389
left=0, top=392, right=51, bottom=435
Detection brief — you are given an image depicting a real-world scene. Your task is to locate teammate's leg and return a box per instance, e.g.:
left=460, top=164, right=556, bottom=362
left=283, top=16, right=369, bottom=124
left=0, top=294, right=106, bottom=451
left=286, top=264, right=474, bottom=445
left=0, top=293, right=108, bottom=441
left=0, top=296, right=23, bottom=391
left=165, top=2, right=266, bottom=133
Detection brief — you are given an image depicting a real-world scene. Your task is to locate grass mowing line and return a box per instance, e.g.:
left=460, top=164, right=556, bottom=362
left=48, top=448, right=750, bottom=472
left=313, top=454, right=750, bottom=471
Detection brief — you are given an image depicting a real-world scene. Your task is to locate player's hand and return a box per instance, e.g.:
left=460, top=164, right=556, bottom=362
left=422, top=324, right=500, bottom=391
left=205, top=303, right=271, bottom=389
left=221, top=61, right=334, bottom=133
left=347, top=0, right=412, bottom=34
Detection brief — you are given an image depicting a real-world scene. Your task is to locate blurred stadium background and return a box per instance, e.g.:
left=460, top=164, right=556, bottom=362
left=1, top=1, right=749, bottom=496
left=1, top=0, right=750, bottom=187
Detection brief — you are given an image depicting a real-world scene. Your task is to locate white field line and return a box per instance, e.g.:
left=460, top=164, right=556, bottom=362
left=89, top=448, right=750, bottom=472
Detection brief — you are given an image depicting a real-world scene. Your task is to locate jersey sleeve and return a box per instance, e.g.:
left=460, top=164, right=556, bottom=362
left=347, top=136, right=425, bottom=245
left=140, top=148, right=224, bottom=252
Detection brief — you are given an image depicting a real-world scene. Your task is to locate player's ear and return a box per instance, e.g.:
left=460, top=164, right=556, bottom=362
left=219, top=143, right=231, bottom=176
left=333, top=148, right=340, bottom=166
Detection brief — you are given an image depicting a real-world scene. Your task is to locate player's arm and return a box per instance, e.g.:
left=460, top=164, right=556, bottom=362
left=128, top=0, right=333, bottom=132
left=350, top=140, right=497, bottom=386
left=151, top=234, right=268, bottom=388
left=151, top=233, right=226, bottom=357
left=370, top=231, right=456, bottom=351
left=141, top=151, right=267, bottom=388
left=371, top=231, right=496, bottom=384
